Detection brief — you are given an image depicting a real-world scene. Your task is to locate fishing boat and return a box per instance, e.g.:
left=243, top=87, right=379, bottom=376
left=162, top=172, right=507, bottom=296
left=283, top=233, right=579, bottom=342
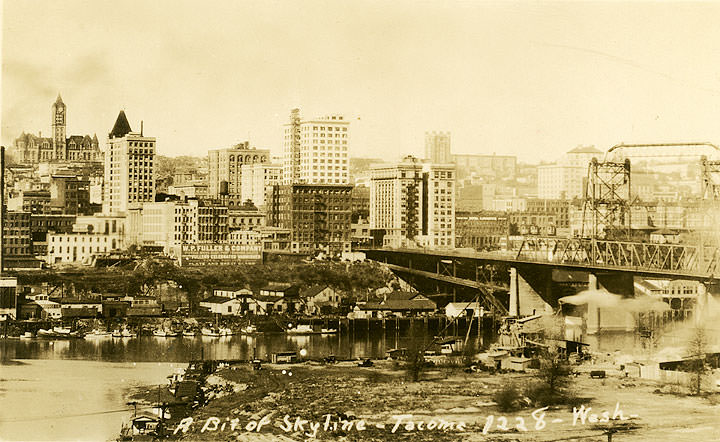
left=37, top=328, right=54, bottom=337
left=201, top=327, right=221, bottom=337
left=113, top=328, right=136, bottom=338
left=218, top=327, right=234, bottom=336
left=241, top=325, right=257, bottom=334
left=53, top=326, right=72, bottom=336
left=286, top=324, right=315, bottom=335
left=87, top=329, right=111, bottom=337
left=36, top=327, right=84, bottom=339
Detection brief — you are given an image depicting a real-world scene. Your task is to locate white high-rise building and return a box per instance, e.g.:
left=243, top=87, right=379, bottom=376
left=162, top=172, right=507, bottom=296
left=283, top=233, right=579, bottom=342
left=537, top=145, right=603, bottom=199
left=370, top=156, right=455, bottom=249
left=140, top=200, right=199, bottom=255
left=103, top=111, right=156, bottom=215
left=282, top=108, right=349, bottom=185
left=240, top=163, right=282, bottom=208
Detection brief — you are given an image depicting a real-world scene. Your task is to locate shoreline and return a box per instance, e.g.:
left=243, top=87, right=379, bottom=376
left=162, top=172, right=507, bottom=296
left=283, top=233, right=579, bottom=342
left=121, top=358, right=720, bottom=441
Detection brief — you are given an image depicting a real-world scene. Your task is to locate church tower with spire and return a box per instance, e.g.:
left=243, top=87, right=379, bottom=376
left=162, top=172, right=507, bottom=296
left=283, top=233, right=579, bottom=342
left=51, top=93, right=67, bottom=160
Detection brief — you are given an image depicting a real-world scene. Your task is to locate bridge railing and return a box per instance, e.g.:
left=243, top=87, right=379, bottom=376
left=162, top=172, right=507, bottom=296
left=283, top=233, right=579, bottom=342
left=514, top=237, right=720, bottom=276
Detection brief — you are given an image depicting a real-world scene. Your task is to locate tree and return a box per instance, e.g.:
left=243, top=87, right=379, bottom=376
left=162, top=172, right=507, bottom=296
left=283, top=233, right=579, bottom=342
left=405, top=322, right=427, bottom=382
left=538, top=348, right=573, bottom=396
left=686, top=326, right=708, bottom=395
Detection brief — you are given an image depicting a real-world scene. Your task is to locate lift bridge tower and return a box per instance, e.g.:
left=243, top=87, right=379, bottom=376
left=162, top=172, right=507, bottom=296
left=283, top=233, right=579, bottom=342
left=581, top=157, right=632, bottom=240
left=582, top=142, right=720, bottom=241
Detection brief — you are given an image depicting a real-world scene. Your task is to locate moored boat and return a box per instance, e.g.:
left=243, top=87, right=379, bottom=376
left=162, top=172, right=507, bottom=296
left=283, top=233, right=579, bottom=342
left=320, top=328, right=337, bottom=334
left=20, top=331, right=34, bottom=339
left=219, top=327, right=234, bottom=336
left=201, top=327, right=221, bottom=337
left=241, top=325, right=257, bottom=334
left=182, top=329, right=196, bottom=337
left=286, top=324, right=314, bottom=335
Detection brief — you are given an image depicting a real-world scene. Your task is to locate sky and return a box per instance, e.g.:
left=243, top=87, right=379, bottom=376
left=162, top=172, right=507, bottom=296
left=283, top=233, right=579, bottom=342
left=4, top=1, right=720, bottom=163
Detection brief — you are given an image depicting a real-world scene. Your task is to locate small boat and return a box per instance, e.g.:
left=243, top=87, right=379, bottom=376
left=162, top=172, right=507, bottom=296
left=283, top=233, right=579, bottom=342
left=121, top=329, right=136, bottom=338
left=37, top=328, right=55, bottom=338
left=53, top=326, right=72, bottom=336
left=20, top=331, right=34, bottom=339
left=111, top=329, right=123, bottom=338
left=182, top=330, right=196, bottom=337
left=165, top=330, right=179, bottom=337
left=153, top=329, right=168, bottom=337
left=201, top=327, right=221, bottom=337
left=287, top=324, right=314, bottom=335
left=320, top=328, right=337, bottom=334
left=69, top=330, right=86, bottom=339
left=219, top=327, right=234, bottom=336
left=87, top=329, right=111, bottom=337
left=241, top=325, right=257, bottom=334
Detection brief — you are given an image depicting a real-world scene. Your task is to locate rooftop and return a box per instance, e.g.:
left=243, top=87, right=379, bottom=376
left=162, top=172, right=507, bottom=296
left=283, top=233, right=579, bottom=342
left=567, top=145, right=602, bottom=154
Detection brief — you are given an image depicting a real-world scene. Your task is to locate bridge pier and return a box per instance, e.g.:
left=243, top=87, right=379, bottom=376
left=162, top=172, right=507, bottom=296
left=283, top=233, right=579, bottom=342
left=586, top=272, right=635, bottom=334
left=509, top=266, right=554, bottom=317
left=696, top=283, right=708, bottom=326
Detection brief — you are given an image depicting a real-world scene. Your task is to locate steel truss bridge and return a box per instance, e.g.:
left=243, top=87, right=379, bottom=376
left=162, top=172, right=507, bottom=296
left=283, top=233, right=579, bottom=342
left=363, top=239, right=720, bottom=316
left=513, top=237, right=720, bottom=280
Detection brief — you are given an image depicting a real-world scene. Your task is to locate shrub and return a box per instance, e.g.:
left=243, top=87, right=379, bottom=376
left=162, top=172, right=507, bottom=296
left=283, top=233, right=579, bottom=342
left=405, top=346, right=425, bottom=382
left=493, top=380, right=522, bottom=411
left=525, top=348, right=575, bottom=406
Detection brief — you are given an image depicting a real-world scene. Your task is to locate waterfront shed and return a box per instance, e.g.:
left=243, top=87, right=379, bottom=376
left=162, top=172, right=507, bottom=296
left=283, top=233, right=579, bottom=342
left=199, top=296, right=246, bottom=316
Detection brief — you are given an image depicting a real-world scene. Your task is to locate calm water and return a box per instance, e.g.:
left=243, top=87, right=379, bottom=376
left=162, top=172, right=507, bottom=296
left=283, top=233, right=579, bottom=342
left=0, top=327, right=651, bottom=441
left=0, top=331, right=435, bottom=362
left=0, top=358, right=175, bottom=441
left=0, top=331, right=438, bottom=441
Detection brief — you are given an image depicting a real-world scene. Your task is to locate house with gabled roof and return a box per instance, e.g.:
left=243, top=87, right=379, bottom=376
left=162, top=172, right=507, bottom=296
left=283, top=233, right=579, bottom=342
left=300, top=285, right=341, bottom=315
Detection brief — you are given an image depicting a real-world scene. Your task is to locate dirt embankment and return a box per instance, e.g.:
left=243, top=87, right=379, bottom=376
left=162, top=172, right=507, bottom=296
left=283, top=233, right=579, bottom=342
left=169, top=361, right=720, bottom=442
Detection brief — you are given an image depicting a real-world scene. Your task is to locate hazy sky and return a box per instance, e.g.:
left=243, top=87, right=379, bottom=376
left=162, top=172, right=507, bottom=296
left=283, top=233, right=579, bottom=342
left=4, top=1, right=720, bottom=163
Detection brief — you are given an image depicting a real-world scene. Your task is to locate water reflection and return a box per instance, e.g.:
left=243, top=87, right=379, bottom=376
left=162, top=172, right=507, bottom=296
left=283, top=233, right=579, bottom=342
left=1, top=329, right=455, bottom=363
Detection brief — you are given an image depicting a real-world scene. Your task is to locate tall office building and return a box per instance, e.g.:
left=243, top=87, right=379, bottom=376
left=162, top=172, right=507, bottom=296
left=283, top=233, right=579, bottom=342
left=268, top=183, right=353, bottom=254
left=103, top=111, right=156, bottom=214
left=240, top=162, right=282, bottom=208
left=207, top=141, right=270, bottom=198
left=272, top=108, right=352, bottom=254
left=425, top=131, right=451, bottom=164
left=282, top=109, right=349, bottom=185
left=537, top=145, right=602, bottom=199
left=370, top=156, right=455, bottom=248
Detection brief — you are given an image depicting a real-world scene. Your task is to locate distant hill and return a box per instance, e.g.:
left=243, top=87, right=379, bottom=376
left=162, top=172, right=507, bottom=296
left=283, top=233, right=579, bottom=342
left=350, top=157, right=383, bottom=173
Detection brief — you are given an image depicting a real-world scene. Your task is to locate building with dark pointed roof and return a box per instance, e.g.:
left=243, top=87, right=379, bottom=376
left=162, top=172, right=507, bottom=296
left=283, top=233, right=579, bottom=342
left=109, top=110, right=132, bottom=139
left=11, top=94, right=102, bottom=164
left=103, top=110, right=156, bottom=214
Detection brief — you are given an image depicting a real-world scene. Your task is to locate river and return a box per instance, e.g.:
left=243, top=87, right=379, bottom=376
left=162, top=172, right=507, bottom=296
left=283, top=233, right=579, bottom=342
left=0, top=331, right=442, bottom=441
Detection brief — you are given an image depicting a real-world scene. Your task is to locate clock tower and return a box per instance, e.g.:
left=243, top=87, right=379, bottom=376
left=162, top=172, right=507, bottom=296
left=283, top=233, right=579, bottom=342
left=52, top=93, right=67, bottom=160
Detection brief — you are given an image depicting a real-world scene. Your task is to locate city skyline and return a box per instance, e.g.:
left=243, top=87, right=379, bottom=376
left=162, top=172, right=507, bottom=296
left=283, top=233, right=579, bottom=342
left=5, top=2, right=720, bottom=163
